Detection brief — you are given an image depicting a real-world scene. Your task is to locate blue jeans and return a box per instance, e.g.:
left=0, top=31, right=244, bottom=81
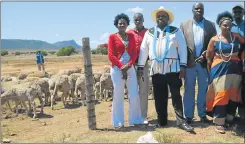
left=183, top=63, right=208, bottom=119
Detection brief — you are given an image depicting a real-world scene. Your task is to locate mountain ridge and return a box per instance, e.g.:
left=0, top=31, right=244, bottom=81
left=1, top=39, right=82, bottom=51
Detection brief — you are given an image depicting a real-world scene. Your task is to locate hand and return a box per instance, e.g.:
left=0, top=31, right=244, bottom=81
left=179, top=67, right=185, bottom=79
left=233, top=32, right=241, bottom=39
left=121, top=63, right=130, bottom=73
left=122, top=71, right=127, bottom=80
left=137, top=68, right=144, bottom=81
left=195, top=51, right=206, bottom=63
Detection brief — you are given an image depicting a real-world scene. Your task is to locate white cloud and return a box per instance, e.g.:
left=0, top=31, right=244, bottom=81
left=100, top=32, right=109, bottom=41
left=126, top=6, right=144, bottom=13
left=90, top=32, right=111, bottom=49
left=172, top=7, right=177, bottom=10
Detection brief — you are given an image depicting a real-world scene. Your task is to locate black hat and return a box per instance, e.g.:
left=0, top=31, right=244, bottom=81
left=232, top=4, right=244, bottom=10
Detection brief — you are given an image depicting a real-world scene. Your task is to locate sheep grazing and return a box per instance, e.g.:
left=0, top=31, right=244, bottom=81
left=68, top=73, right=83, bottom=103
left=2, top=76, right=12, bottom=82
left=99, top=73, right=113, bottom=101
left=48, top=74, right=59, bottom=97
left=1, top=84, right=44, bottom=119
left=58, top=67, right=82, bottom=76
left=51, top=75, right=70, bottom=110
left=1, top=87, right=14, bottom=112
left=93, top=73, right=102, bottom=84
left=94, top=82, right=100, bottom=100
left=30, top=78, right=51, bottom=105
left=18, top=73, right=28, bottom=80
left=74, top=75, right=86, bottom=106
left=25, top=84, right=45, bottom=118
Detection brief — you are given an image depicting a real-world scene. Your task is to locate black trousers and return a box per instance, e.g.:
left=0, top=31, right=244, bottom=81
left=152, top=73, right=185, bottom=126
left=240, top=72, right=245, bottom=108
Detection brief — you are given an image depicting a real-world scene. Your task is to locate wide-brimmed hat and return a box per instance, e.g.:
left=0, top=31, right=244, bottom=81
left=152, top=6, right=174, bottom=24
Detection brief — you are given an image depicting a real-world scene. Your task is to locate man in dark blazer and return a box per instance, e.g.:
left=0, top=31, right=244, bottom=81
left=180, top=2, right=217, bottom=124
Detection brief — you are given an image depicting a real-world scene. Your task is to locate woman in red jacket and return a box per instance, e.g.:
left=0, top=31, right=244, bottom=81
left=108, top=13, right=143, bottom=128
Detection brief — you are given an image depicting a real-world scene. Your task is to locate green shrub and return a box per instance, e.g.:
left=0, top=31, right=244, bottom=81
left=57, top=46, right=76, bottom=56
left=15, top=51, right=21, bottom=55
left=41, top=51, right=48, bottom=56
left=48, top=51, right=56, bottom=55
left=1, top=50, right=8, bottom=56
left=91, top=47, right=108, bottom=55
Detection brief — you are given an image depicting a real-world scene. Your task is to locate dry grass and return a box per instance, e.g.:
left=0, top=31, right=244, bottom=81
left=1, top=54, right=244, bottom=143
left=1, top=54, right=110, bottom=76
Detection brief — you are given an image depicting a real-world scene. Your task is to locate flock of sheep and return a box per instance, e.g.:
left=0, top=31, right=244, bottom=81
left=1, top=66, right=154, bottom=119
left=1, top=67, right=114, bottom=119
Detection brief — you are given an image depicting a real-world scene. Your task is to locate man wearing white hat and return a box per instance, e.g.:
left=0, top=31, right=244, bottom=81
left=137, top=6, right=194, bottom=132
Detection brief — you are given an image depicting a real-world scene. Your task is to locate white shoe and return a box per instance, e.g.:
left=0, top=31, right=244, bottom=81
left=143, top=120, right=149, bottom=124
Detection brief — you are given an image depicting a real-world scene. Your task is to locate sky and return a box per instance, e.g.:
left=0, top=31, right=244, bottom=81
left=1, top=1, right=244, bottom=49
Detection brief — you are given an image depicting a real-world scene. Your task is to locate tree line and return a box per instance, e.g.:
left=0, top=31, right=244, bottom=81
left=1, top=44, right=108, bottom=57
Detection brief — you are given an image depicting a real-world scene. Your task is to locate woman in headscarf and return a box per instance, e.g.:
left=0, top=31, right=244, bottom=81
left=206, top=11, right=243, bottom=134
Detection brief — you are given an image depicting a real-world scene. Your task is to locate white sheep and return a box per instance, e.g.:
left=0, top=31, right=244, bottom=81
left=1, top=87, right=14, bottom=112
left=94, top=82, right=100, bottom=100
left=93, top=73, right=102, bottom=84
left=99, top=73, right=113, bottom=101
left=58, top=67, right=82, bottom=76
left=74, top=75, right=86, bottom=106
left=2, top=76, right=12, bottom=82
left=1, top=84, right=44, bottom=119
left=51, top=74, right=70, bottom=110
left=48, top=74, right=59, bottom=96
left=68, top=73, right=83, bottom=103
left=18, top=73, right=28, bottom=80
left=30, top=78, right=51, bottom=105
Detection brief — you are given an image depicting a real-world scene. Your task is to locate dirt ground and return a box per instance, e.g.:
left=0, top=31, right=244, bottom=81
left=1, top=54, right=244, bottom=143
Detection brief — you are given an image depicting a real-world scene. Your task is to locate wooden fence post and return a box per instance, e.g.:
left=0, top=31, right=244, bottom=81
left=0, top=51, right=2, bottom=143
left=82, top=37, right=96, bottom=130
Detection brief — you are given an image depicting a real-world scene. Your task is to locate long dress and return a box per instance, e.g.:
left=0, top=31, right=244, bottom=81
left=206, top=37, right=243, bottom=125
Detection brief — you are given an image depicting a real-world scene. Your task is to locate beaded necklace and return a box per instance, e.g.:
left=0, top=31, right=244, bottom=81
left=152, top=25, right=170, bottom=63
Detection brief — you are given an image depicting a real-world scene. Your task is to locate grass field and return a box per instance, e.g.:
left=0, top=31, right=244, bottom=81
left=1, top=54, right=244, bottom=143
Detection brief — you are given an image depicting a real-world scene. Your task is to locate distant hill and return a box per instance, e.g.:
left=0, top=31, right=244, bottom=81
left=53, top=40, right=81, bottom=50
left=1, top=39, right=81, bottom=51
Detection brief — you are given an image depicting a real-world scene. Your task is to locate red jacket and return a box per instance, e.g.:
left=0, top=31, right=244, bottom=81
left=127, top=28, right=148, bottom=57
left=108, top=33, right=137, bottom=69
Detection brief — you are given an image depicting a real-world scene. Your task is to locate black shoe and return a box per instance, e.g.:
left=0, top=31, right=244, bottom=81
left=200, top=116, right=211, bottom=124
left=153, top=123, right=167, bottom=129
left=186, top=118, right=192, bottom=124
left=178, top=123, right=194, bottom=132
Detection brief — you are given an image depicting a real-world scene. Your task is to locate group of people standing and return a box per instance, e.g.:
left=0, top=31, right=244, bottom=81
left=107, top=2, right=244, bottom=134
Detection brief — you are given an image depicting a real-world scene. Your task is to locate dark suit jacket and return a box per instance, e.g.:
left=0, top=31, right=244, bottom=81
left=180, top=18, right=217, bottom=68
